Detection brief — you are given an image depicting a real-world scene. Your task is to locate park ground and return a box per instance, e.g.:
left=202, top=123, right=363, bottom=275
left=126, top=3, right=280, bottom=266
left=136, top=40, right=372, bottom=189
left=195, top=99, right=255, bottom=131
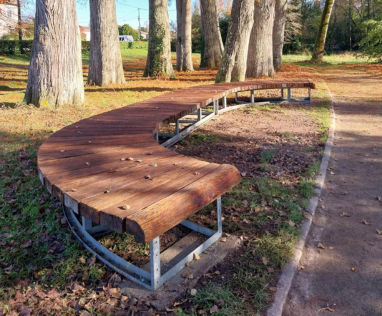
left=0, top=50, right=381, bottom=315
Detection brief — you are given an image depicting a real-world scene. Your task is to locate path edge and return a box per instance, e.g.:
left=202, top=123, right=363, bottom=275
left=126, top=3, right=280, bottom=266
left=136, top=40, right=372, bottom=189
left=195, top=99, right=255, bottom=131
left=266, top=80, right=336, bottom=316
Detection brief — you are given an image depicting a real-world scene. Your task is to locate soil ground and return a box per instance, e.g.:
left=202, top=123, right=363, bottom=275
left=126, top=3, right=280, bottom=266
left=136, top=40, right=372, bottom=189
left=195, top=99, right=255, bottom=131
left=283, top=65, right=382, bottom=316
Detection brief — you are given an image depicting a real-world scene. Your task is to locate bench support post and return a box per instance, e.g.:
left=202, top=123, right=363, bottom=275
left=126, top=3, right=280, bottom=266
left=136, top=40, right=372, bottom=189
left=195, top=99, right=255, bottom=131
left=223, top=96, right=227, bottom=109
left=150, top=237, right=161, bottom=290
left=63, top=197, right=224, bottom=291
left=197, top=108, right=202, bottom=121
left=287, top=88, right=291, bottom=102
left=250, top=90, right=255, bottom=103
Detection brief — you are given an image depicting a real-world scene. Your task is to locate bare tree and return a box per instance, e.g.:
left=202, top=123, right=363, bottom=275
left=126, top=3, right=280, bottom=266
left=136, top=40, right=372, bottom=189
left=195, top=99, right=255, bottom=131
left=200, top=0, right=224, bottom=68
left=25, top=0, right=84, bottom=107
left=216, top=0, right=254, bottom=82
left=246, top=0, right=276, bottom=78
left=144, top=0, right=175, bottom=77
left=88, top=0, right=125, bottom=85
left=176, top=0, right=194, bottom=71
left=311, top=0, right=336, bottom=62
left=273, top=0, right=288, bottom=71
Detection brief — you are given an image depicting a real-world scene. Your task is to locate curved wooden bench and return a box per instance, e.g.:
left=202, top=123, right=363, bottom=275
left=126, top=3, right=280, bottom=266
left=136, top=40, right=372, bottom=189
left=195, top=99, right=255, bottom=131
left=37, top=78, right=315, bottom=289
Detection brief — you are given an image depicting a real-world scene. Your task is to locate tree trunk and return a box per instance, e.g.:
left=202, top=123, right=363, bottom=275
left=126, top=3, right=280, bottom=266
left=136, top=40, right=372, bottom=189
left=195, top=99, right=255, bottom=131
left=176, top=0, right=194, bottom=71
left=144, top=0, right=175, bottom=77
left=88, top=0, right=125, bottom=85
left=273, top=0, right=288, bottom=71
left=24, top=0, right=84, bottom=107
left=17, top=0, right=22, bottom=40
left=246, top=0, right=275, bottom=78
left=216, top=0, right=254, bottom=83
left=311, top=0, right=335, bottom=62
left=200, top=0, right=224, bottom=68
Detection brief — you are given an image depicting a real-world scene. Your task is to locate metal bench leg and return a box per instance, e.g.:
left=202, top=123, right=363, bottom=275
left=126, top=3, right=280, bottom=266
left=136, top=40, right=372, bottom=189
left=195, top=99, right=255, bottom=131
left=308, top=88, right=311, bottom=103
left=288, top=88, right=291, bottom=102
left=250, top=90, right=255, bottom=103
left=150, top=237, right=161, bottom=290
left=175, top=120, right=180, bottom=135
left=214, top=100, right=219, bottom=115
left=197, top=108, right=202, bottom=121
left=223, top=96, right=227, bottom=109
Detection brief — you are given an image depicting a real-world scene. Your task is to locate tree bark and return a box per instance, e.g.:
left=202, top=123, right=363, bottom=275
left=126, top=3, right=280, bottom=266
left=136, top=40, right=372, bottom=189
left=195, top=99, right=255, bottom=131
left=246, top=0, right=275, bottom=78
left=215, top=0, right=254, bottom=83
left=176, top=0, right=194, bottom=71
left=17, top=0, right=22, bottom=40
left=88, top=0, right=125, bottom=85
left=200, top=0, right=224, bottom=68
left=273, top=0, right=288, bottom=71
left=144, top=0, right=175, bottom=77
left=311, top=0, right=335, bottom=62
left=24, top=0, right=84, bottom=107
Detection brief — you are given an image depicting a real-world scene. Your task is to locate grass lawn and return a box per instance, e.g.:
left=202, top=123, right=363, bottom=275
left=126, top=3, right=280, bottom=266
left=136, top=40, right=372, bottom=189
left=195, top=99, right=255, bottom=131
left=0, top=48, right=338, bottom=315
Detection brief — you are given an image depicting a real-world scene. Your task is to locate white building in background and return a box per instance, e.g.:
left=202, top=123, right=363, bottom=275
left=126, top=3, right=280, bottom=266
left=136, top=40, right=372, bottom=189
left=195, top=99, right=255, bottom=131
left=79, top=26, right=91, bottom=41
left=0, top=0, right=18, bottom=39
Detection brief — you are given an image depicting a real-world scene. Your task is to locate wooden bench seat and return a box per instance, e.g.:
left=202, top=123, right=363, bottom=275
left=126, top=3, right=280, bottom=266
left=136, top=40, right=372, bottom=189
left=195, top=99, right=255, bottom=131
left=38, top=79, right=315, bottom=245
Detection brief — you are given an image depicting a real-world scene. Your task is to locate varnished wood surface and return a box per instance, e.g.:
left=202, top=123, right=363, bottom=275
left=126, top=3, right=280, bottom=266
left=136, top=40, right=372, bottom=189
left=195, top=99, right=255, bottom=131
left=38, top=79, right=315, bottom=243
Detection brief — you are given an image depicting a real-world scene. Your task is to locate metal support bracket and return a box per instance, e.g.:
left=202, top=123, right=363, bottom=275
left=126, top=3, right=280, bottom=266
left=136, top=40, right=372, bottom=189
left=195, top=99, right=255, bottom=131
left=63, top=197, right=223, bottom=291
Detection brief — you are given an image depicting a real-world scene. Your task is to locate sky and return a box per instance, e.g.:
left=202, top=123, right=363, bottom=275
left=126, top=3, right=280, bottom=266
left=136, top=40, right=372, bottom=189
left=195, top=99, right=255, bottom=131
left=76, top=1, right=178, bottom=30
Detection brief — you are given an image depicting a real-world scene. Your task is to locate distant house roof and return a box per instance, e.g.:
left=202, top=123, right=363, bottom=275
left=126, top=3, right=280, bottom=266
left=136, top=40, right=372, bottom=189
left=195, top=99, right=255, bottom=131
left=79, top=26, right=90, bottom=32
left=0, top=0, right=19, bottom=5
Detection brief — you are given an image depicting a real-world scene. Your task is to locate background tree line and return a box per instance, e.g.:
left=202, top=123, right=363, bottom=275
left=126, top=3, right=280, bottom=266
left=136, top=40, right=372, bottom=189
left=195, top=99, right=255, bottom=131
left=22, top=0, right=382, bottom=108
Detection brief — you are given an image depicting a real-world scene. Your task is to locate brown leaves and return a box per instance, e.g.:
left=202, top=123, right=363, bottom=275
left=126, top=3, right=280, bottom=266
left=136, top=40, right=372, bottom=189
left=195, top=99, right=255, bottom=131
left=318, top=243, right=326, bottom=249
left=376, top=229, right=382, bottom=235
left=363, top=219, right=371, bottom=225
left=20, top=239, right=32, bottom=249
left=340, top=212, right=350, bottom=217
left=210, top=305, right=219, bottom=313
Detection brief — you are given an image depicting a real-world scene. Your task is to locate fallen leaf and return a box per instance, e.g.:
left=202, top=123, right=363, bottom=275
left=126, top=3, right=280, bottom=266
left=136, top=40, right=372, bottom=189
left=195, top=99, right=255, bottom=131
left=267, top=267, right=275, bottom=273
left=262, top=257, right=269, bottom=265
left=288, top=220, right=296, bottom=227
left=220, top=237, right=227, bottom=242
left=376, top=229, right=382, bottom=235
left=151, top=163, right=157, bottom=167
left=194, top=172, right=200, bottom=175
left=79, top=256, right=86, bottom=264
left=269, top=287, right=277, bottom=292
left=240, top=172, right=247, bottom=177
left=318, top=243, right=326, bottom=249
left=20, top=239, right=32, bottom=249
left=363, top=219, right=371, bottom=225
left=340, top=212, right=350, bottom=217
left=210, top=305, right=218, bottom=314
left=194, top=253, right=200, bottom=260
left=120, top=158, right=126, bottom=161
left=60, top=150, right=66, bottom=153
left=104, top=190, right=110, bottom=194
left=80, top=312, right=91, bottom=316
left=351, top=267, right=356, bottom=271
left=87, top=255, right=96, bottom=266
left=137, top=159, right=143, bottom=163
left=144, top=175, right=151, bottom=180
left=85, top=162, right=90, bottom=166
left=120, top=204, right=130, bottom=210
left=128, top=157, right=134, bottom=161
left=190, top=289, right=197, bottom=296
left=173, top=163, right=178, bottom=166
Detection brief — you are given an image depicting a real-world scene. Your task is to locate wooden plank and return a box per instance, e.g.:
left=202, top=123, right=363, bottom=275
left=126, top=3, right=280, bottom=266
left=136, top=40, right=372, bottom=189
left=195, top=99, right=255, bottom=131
left=125, top=164, right=241, bottom=243
left=74, top=157, right=208, bottom=222
left=56, top=151, right=184, bottom=205
left=98, top=161, right=218, bottom=233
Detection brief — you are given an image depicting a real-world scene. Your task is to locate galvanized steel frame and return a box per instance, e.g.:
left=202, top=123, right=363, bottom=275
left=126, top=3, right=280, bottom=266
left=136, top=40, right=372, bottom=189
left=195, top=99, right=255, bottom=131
left=160, top=88, right=311, bottom=149
left=63, top=197, right=222, bottom=291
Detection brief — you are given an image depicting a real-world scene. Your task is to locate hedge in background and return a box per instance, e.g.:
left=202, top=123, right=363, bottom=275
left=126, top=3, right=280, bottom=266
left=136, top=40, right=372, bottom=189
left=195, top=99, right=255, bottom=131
left=0, top=40, right=33, bottom=54
left=119, top=41, right=148, bottom=50
left=0, top=40, right=148, bottom=55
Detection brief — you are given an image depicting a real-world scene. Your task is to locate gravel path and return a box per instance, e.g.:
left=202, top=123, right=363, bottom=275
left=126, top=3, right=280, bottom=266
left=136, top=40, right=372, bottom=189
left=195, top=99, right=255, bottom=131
left=283, top=66, right=382, bottom=316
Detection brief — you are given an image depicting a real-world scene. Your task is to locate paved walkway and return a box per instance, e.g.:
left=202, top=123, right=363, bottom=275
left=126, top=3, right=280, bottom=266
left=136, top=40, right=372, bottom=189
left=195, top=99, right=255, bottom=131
left=283, top=66, right=382, bottom=316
